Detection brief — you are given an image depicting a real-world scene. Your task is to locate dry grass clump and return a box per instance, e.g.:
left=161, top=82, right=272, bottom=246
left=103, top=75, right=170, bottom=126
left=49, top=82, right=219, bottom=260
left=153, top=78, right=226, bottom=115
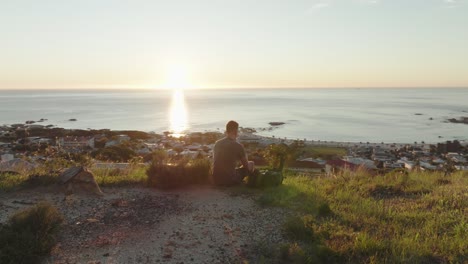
left=0, top=202, right=63, bottom=264
left=146, top=157, right=212, bottom=189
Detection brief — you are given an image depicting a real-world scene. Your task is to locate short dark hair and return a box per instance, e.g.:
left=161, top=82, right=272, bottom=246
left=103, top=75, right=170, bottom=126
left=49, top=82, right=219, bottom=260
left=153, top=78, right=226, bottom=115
left=226, top=120, right=239, bottom=134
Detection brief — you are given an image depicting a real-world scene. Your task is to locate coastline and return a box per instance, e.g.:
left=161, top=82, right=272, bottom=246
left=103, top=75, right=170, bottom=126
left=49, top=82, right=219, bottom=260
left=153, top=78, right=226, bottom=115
left=1, top=121, right=466, bottom=147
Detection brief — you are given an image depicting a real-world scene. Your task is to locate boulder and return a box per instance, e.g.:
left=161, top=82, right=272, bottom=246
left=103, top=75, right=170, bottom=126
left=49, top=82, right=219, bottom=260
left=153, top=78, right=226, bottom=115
left=59, top=166, right=103, bottom=196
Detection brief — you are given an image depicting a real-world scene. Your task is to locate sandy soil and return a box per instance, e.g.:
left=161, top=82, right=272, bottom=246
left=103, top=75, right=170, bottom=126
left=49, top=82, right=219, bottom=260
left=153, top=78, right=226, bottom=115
left=0, top=186, right=289, bottom=263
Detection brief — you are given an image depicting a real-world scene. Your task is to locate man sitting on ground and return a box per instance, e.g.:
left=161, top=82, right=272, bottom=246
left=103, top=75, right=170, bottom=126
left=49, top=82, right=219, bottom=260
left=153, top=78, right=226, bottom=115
left=212, top=120, right=255, bottom=186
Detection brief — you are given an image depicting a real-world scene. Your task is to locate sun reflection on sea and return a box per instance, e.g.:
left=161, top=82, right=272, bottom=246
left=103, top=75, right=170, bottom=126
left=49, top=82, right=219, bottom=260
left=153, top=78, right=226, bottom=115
left=169, top=88, right=188, bottom=137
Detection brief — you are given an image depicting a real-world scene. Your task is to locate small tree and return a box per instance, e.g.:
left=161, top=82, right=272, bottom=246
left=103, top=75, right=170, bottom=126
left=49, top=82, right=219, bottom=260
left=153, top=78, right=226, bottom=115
left=265, top=144, right=291, bottom=171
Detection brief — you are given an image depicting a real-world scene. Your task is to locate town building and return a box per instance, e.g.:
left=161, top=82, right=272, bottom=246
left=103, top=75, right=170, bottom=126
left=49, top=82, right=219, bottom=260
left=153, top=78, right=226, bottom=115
left=289, top=160, right=324, bottom=173
left=58, top=136, right=95, bottom=149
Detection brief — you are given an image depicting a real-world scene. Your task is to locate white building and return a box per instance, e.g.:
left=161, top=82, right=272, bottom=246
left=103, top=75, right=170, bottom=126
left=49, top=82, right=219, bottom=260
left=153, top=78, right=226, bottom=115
left=299, top=158, right=326, bottom=166
left=420, top=161, right=437, bottom=171
left=446, top=153, right=467, bottom=163
left=93, top=162, right=131, bottom=170
left=454, top=165, right=468, bottom=171
left=343, top=156, right=377, bottom=169
left=0, top=158, right=36, bottom=172
left=26, top=124, right=45, bottom=130
left=384, top=162, right=403, bottom=169
left=432, top=158, right=445, bottom=164
left=105, top=140, right=119, bottom=147
left=180, top=150, right=201, bottom=159
left=116, top=134, right=131, bottom=142
left=166, top=149, right=177, bottom=156
left=1, top=153, right=14, bottom=162
left=58, top=136, right=95, bottom=149
left=186, top=143, right=202, bottom=151
left=397, top=159, right=415, bottom=170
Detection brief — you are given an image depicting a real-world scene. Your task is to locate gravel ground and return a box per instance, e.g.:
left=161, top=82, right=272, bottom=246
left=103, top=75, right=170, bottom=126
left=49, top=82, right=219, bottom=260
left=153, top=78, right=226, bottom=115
left=0, top=186, right=289, bottom=263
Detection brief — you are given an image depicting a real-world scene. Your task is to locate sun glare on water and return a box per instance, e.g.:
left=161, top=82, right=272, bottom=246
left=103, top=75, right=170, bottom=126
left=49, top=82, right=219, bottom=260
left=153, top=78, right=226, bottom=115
left=167, top=65, right=190, bottom=137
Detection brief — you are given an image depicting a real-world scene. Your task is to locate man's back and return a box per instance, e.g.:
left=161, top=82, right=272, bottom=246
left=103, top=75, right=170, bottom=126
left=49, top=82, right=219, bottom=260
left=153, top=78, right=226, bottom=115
left=212, top=137, right=246, bottom=185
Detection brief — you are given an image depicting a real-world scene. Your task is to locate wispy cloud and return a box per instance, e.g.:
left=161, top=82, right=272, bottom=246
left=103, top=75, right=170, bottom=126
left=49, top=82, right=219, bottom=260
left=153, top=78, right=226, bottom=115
left=307, top=0, right=332, bottom=13
left=443, top=0, right=465, bottom=8
left=306, top=0, right=381, bottom=13
left=359, top=0, right=381, bottom=4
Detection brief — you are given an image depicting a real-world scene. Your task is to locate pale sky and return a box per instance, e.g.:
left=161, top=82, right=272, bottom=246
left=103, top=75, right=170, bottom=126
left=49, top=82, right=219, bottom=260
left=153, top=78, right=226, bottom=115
left=0, top=0, right=467, bottom=89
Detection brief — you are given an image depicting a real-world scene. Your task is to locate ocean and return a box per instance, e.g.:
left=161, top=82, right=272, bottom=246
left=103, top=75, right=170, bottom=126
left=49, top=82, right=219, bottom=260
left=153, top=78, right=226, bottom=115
left=1, top=88, right=467, bottom=144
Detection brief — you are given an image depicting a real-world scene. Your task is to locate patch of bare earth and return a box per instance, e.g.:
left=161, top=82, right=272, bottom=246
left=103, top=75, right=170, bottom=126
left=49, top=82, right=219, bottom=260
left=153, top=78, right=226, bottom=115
left=0, top=186, right=288, bottom=263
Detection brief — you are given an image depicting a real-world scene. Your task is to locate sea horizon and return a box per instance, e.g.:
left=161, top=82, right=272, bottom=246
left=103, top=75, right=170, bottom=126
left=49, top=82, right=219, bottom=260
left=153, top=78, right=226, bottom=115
left=2, top=88, right=468, bottom=144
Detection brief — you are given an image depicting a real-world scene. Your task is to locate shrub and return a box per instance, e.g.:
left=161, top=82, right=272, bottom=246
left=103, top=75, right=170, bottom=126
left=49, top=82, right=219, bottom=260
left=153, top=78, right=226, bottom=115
left=279, top=241, right=339, bottom=264
left=186, top=158, right=212, bottom=184
left=247, top=169, right=283, bottom=188
left=92, top=145, right=136, bottom=162
left=146, top=157, right=211, bottom=189
left=283, top=215, right=315, bottom=243
left=280, top=243, right=307, bottom=263
left=92, top=165, right=147, bottom=187
left=317, top=203, right=332, bottom=218
left=0, top=202, right=64, bottom=264
left=147, top=161, right=188, bottom=189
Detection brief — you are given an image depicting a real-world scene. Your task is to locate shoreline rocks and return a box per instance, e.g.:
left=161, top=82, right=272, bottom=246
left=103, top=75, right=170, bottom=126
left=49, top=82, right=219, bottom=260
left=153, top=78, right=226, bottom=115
left=447, top=117, right=468, bottom=125
left=268, top=122, right=285, bottom=126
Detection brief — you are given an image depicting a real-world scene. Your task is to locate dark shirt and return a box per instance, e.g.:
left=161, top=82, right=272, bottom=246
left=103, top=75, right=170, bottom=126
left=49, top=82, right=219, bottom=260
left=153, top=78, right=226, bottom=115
left=212, top=137, right=246, bottom=185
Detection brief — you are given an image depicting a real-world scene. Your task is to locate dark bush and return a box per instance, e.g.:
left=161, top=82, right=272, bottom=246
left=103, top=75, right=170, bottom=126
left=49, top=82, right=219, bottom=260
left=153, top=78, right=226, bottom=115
left=283, top=216, right=315, bottom=243
left=92, top=145, right=136, bottom=162
left=247, top=169, right=283, bottom=188
left=317, top=203, right=332, bottom=217
left=147, top=162, right=187, bottom=189
left=185, top=158, right=212, bottom=185
left=0, top=202, right=64, bottom=264
left=146, top=157, right=212, bottom=189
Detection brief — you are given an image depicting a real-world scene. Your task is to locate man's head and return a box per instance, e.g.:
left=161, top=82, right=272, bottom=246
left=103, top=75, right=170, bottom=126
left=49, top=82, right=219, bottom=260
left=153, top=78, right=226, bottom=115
left=226, top=120, right=239, bottom=139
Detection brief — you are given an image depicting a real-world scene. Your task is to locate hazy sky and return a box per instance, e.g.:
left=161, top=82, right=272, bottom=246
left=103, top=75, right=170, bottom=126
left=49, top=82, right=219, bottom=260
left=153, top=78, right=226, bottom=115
left=1, top=0, right=467, bottom=89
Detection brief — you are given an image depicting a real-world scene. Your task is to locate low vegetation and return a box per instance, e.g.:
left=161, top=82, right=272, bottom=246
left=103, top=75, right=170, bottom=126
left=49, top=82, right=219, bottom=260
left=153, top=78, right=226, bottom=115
left=301, top=146, right=347, bottom=160
left=146, top=157, right=212, bottom=189
left=0, top=157, right=148, bottom=191
left=0, top=202, right=64, bottom=264
left=257, top=169, right=467, bottom=263
left=92, top=165, right=148, bottom=187
left=2, top=150, right=466, bottom=263
left=91, top=145, right=137, bottom=162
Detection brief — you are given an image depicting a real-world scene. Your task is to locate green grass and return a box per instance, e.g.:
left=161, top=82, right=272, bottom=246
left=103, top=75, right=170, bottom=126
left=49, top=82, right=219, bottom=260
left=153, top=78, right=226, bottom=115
left=91, top=165, right=148, bottom=187
left=301, top=146, right=347, bottom=159
left=0, top=173, right=28, bottom=192
left=0, top=162, right=149, bottom=191
left=0, top=171, right=60, bottom=192
left=257, top=170, right=468, bottom=263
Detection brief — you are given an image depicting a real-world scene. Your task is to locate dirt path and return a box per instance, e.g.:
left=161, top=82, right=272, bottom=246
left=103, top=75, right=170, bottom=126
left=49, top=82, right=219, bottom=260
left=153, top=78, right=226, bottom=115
left=0, top=186, right=288, bottom=263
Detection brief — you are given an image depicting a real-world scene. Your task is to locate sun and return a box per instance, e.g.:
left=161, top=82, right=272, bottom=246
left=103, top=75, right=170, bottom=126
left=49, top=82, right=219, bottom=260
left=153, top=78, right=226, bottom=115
left=165, top=64, right=192, bottom=90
